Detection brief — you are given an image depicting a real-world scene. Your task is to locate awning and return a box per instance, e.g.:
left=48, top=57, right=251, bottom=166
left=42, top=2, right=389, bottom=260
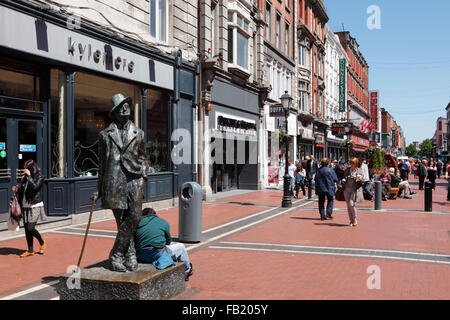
left=352, top=147, right=366, bottom=152
left=316, top=144, right=326, bottom=148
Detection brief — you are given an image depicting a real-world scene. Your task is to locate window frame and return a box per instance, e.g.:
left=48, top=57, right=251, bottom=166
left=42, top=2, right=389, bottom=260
left=149, top=0, right=169, bottom=43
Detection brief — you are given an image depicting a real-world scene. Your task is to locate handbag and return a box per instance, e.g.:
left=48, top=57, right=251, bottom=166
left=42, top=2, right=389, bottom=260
left=335, top=182, right=346, bottom=201
left=9, top=192, right=22, bottom=222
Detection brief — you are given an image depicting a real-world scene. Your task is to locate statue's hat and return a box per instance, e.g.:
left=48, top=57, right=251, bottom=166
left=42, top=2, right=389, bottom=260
left=111, top=93, right=132, bottom=113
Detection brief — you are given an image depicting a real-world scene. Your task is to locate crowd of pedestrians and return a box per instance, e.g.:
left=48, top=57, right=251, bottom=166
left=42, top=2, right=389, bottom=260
left=284, top=154, right=450, bottom=227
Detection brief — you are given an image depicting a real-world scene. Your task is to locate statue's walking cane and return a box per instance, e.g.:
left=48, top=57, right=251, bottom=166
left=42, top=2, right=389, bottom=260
left=77, top=192, right=98, bottom=268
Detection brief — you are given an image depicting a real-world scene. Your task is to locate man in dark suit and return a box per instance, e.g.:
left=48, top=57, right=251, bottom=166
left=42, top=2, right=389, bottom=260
left=418, top=159, right=428, bottom=190
left=314, top=158, right=338, bottom=220
left=98, top=93, right=147, bottom=272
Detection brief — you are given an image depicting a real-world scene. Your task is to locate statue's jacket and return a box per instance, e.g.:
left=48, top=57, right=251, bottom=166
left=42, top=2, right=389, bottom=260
left=98, top=120, right=147, bottom=210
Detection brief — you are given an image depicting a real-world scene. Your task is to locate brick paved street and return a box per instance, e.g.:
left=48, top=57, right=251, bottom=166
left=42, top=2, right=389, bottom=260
left=0, top=179, right=449, bottom=300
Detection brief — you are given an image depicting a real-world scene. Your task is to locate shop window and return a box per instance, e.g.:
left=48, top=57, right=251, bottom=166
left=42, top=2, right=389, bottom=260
left=0, top=57, right=42, bottom=111
left=146, top=88, right=169, bottom=173
left=50, top=69, right=67, bottom=178
left=73, top=72, right=141, bottom=177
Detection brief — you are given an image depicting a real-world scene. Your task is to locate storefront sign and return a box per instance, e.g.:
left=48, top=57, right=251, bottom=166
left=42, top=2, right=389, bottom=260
left=0, top=6, right=173, bottom=90
left=68, top=38, right=135, bottom=73
left=339, top=59, right=346, bottom=112
left=268, top=167, right=279, bottom=184
left=370, top=91, right=379, bottom=130
left=216, top=112, right=257, bottom=136
left=0, top=150, right=6, bottom=158
left=0, top=142, right=5, bottom=150
left=19, top=144, right=36, bottom=152
left=349, top=135, right=370, bottom=147
left=269, top=104, right=286, bottom=117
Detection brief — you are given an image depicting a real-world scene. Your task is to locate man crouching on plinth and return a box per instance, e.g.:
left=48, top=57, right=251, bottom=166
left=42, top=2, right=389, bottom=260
left=98, top=93, right=147, bottom=272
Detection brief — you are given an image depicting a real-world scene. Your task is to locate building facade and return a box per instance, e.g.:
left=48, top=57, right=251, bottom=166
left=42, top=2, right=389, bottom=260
left=336, top=31, right=370, bottom=156
left=259, top=0, right=296, bottom=188
left=198, top=0, right=263, bottom=195
left=432, top=116, right=448, bottom=162
left=324, top=24, right=347, bottom=161
left=0, top=0, right=199, bottom=222
left=296, top=0, right=329, bottom=162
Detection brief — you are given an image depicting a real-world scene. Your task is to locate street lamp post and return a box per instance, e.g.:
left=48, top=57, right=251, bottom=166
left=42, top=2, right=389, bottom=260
left=281, top=91, right=293, bottom=208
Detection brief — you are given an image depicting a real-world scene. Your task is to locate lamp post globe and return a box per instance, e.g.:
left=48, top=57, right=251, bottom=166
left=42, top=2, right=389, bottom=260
left=280, top=91, right=293, bottom=208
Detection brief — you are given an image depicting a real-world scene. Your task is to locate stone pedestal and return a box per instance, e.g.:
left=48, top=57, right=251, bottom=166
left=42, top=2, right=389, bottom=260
left=57, top=260, right=186, bottom=300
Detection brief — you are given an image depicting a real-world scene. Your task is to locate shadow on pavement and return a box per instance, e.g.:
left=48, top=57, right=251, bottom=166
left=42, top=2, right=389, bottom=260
left=0, top=247, right=24, bottom=256
left=290, top=217, right=321, bottom=221
left=314, top=223, right=349, bottom=227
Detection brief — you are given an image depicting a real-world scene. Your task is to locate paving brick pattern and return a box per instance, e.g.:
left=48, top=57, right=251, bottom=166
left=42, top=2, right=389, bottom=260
left=0, top=181, right=448, bottom=300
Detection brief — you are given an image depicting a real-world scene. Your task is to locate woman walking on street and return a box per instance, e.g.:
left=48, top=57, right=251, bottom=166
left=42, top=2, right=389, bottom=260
left=294, top=162, right=306, bottom=198
left=427, top=159, right=437, bottom=190
left=341, top=157, right=364, bottom=227
left=12, top=159, right=46, bottom=257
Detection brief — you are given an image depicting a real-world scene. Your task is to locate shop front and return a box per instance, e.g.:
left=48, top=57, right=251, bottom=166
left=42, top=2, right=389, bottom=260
left=297, top=121, right=314, bottom=161
left=0, top=2, right=197, bottom=221
left=349, top=133, right=370, bottom=159
left=209, top=79, right=259, bottom=192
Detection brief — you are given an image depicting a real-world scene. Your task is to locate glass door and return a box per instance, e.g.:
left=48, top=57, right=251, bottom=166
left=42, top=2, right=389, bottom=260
left=0, top=117, right=42, bottom=222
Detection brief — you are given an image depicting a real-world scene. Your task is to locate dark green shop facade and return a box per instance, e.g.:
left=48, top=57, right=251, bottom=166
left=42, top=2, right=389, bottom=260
left=0, top=2, right=198, bottom=223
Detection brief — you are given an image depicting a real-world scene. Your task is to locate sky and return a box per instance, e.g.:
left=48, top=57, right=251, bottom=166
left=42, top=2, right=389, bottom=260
left=324, top=0, right=450, bottom=145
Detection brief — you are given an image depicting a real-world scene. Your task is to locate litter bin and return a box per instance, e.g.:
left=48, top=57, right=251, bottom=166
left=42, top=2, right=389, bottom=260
left=178, top=182, right=203, bottom=243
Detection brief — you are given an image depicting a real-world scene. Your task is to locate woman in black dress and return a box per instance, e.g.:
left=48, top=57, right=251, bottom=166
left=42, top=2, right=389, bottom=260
left=427, top=159, right=437, bottom=190
left=12, top=159, right=46, bottom=257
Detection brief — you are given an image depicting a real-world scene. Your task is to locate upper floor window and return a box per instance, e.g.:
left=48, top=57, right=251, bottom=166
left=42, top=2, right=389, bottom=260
left=298, top=37, right=309, bottom=68
left=298, top=81, right=310, bottom=113
left=228, top=12, right=251, bottom=70
left=265, top=2, right=272, bottom=41
left=276, top=12, right=281, bottom=49
left=285, top=22, right=290, bottom=57
left=150, top=0, right=168, bottom=42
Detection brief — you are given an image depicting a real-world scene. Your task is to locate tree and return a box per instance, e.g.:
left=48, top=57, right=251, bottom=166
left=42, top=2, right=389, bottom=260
left=405, top=144, right=418, bottom=158
left=419, top=139, right=433, bottom=158
left=368, top=148, right=386, bottom=171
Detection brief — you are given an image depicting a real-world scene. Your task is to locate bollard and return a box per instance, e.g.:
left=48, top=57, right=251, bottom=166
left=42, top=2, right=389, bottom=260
left=307, top=179, right=312, bottom=199
left=374, top=181, right=382, bottom=210
left=424, top=181, right=432, bottom=212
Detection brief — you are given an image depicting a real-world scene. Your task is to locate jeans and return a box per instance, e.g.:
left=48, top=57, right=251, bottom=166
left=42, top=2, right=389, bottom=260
left=363, top=181, right=374, bottom=199
left=166, top=243, right=191, bottom=273
left=138, top=243, right=191, bottom=274
left=318, top=193, right=334, bottom=219
left=290, top=177, right=294, bottom=196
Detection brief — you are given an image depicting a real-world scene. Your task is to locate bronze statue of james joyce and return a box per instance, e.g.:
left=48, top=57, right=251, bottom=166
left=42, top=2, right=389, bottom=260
left=97, top=93, right=147, bottom=272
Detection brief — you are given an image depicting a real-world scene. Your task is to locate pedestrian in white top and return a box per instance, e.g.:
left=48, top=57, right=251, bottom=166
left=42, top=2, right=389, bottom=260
left=361, top=160, right=374, bottom=200
left=288, top=159, right=297, bottom=197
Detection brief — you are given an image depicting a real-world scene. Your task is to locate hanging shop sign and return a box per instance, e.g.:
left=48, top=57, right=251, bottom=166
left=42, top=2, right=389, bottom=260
left=369, top=91, right=379, bottom=130
left=0, top=142, right=5, bottom=150
left=0, top=150, right=6, bottom=158
left=269, top=104, right=287, bottom=117
left=339, top=59, right=347, bottom=112
left=331, top=122, right=353, bottom=136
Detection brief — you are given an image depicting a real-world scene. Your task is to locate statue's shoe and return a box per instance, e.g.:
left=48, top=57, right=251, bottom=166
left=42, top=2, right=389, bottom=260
left=110, top=252, right=127, bottom=272
left=110, top=259, right=127, bottom=272
left=124, top=256, right=138, bottom=271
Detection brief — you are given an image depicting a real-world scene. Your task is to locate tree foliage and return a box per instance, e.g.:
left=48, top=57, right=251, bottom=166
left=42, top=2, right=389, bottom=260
left=405, top=144, right=418, bottom=158
left=419, top=139, right=433, bottom=158
left=368, top=148, right=386, bottom=171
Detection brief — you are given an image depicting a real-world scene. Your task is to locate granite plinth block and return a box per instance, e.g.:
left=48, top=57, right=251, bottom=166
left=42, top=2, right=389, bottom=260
left=57, top=261, right=186, bottom=300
